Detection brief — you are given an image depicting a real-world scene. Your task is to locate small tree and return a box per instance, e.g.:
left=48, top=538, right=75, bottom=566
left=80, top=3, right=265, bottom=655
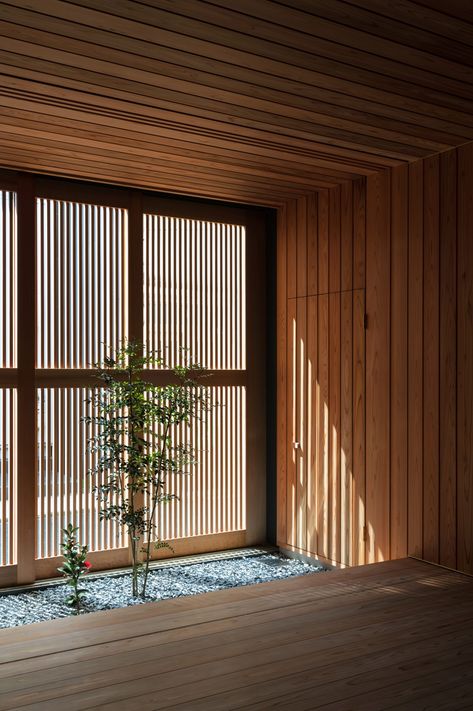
left=84, top=342, right=208, bottom=598
left=58, top=524, right=91, bottom=614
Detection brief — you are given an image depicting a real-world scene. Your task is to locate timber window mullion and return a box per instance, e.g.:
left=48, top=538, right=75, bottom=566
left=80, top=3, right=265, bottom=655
left=0, top=186, right=18, bottom=582
left=16, top=174, right=35, bottom=583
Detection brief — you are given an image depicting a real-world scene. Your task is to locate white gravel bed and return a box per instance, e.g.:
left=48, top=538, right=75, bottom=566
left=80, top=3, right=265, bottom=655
left=0, top=554, right=324, bottom=629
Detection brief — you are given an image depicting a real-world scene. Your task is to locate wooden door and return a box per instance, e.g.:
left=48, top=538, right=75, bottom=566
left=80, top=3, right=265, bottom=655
left=285, top=289, right=365, bottom=567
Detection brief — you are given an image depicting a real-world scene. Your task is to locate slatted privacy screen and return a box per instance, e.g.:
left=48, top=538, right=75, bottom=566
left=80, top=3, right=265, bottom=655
left=36, top=387, right=126, bottom=559
left=36, top=198, right=128, bottom=369
left=0, top=174, right=265, bottom=585
left=0, top=191, right=16, bottom=368
left=147, top=385, right=246, bottom=541
left=0, top=389, right=16, bottom=566
left=143, top=214, right=246, bottom=369
left=36, top=384, right=247, bottom=558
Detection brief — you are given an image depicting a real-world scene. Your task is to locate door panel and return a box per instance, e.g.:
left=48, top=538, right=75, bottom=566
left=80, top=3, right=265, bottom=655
left=285, top=289, right=365, bottom=567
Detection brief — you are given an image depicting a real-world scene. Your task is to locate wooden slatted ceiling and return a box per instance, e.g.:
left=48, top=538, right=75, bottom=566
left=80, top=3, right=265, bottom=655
left=0, top=1, right=471, bottom=201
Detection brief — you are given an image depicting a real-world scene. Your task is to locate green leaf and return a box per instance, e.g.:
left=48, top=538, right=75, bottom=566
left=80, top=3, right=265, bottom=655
left=154, top=540, right=174, bottom=553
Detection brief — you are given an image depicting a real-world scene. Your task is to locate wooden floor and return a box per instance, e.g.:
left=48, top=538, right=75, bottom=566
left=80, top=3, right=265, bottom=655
left=0, top=559, right=472, bottom=710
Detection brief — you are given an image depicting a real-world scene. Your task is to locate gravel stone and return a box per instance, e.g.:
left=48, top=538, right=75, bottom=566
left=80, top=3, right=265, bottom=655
left=0, top=554, right=324, bottom=629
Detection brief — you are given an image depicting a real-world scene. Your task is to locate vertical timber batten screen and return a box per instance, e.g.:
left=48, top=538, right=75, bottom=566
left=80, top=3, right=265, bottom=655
left=0, top=389, right=16, bottom=567
left=143, top=215, right=246, bottom=369
left=144, top=211, right=248, bottom=540
left=0, top=173, right=266, bottom=584
left=36, top=387, right=126, bottom=559
left=36, top=199, right=128, bottom=369
left=35, top=197, right=128, bottom=561
left=149, top=386, right=246, bottom=541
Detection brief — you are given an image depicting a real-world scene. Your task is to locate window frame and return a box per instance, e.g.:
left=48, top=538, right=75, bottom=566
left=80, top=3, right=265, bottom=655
left=0, top=170, right=267, bottom=586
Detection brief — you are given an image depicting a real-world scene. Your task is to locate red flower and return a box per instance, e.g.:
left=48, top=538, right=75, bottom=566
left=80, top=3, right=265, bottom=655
left=83, top=561, right=92, bottom=570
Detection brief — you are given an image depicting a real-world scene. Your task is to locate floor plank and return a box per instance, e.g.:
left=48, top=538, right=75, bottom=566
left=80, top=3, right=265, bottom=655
left=0, top=559, right=471, bottom=710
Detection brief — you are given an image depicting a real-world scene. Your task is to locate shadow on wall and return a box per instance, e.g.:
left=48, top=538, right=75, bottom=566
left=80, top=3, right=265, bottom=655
left=283, top=291, right=378, bottom=569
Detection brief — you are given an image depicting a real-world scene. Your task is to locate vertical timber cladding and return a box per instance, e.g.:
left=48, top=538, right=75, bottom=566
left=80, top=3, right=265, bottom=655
left=277, top=184, right=367, bottom=568
left=277, top=141, right=473, bottom=576
left=0, top=172, right=267, bottom=586
left=363, top=144, right=473, bottom=575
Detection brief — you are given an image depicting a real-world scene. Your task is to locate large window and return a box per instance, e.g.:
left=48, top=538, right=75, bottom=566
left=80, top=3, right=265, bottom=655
left=0, top=175, right=266, bottom=585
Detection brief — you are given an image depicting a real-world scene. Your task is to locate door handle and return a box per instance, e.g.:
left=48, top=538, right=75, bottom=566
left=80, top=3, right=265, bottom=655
left=293, top=442, right=300, bottom=450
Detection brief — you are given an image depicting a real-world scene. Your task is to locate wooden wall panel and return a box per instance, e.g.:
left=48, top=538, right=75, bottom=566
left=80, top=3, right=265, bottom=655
left=278, top=141, right=473, bottom=576
left=317, top=191, right=329, bottom=296
left=341, top=183, right=353, bottom=293
left=306, top=295, right=317, bottom=555
left=390, top=164, right=408, bottom=560
left=286, top=297, right=297, bottom=549
left=317, top=294, right=330, bottom=561
left=329, top=187, right=341, bottom=294
left=353, top=179, right=366, bottom=291
left=307, top=196, right=318, bottom=297
left=439, top=149, right=457, bottom=569
left=296, top=296, right=307, bottom=551
left=329, top=291, right=341, bottom=563
left=276, top=205, right=287, bottom=548
left=296, top=198, right=307, bottom=299
left=341, top=291, right=353, bottom=565
left=366, top=170, right=391, bottom=562
left=422, top=155, right=440, bottom=564
left=279, top=181, right=366, bottom=567
left=352, top=289, right=366, bottom=566
left=457, top=142, right=473, bottom=574
left=286, top=200, right=297, bottom=300
left=407, top=160, right=424, bottom=559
